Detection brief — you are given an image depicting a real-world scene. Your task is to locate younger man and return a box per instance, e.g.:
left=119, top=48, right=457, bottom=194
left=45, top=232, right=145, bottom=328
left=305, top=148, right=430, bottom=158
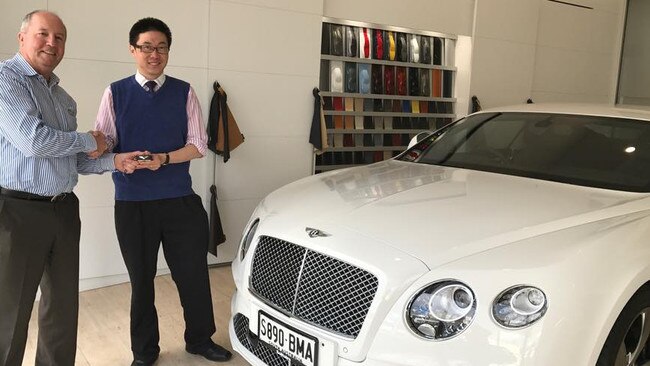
left=94, top=17, right=231, bottom=365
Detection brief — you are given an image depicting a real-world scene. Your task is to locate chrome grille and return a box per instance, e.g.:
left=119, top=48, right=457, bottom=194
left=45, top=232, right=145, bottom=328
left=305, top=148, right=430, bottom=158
left=294, top=250, right=379, bottom=337
left=250, top=235, right=378, bottom=338
left=250, top=237, right=306, bottom=312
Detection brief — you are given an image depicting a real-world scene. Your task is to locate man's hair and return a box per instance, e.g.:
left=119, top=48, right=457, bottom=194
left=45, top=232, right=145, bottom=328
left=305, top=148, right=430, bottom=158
left=20, top=10, right=66, bottom=34
left=129, top=17, right=172, bottom=48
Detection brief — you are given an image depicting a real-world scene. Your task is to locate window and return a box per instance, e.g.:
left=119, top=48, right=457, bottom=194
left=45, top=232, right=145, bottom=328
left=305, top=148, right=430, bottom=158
left=402, top=113, right=650, bottom=192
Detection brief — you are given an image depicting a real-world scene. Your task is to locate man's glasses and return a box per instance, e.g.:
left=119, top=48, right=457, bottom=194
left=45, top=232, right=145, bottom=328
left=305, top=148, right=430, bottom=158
left=134, top=44, right=169, bottom=54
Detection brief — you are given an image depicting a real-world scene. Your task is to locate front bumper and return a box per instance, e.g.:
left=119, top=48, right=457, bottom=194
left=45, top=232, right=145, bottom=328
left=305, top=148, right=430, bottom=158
left=229, top=289, right=402, bottom=366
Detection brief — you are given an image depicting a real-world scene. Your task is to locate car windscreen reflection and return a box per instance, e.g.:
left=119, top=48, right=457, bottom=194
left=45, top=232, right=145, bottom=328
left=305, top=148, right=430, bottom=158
left=400, top=112, right=650, bottom=192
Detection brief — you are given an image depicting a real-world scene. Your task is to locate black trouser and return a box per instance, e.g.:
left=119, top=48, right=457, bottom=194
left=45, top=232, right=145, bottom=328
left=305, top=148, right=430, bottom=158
left=115, top=194, right=216, bottom=362
left=0, top=194, right=80, bottom=366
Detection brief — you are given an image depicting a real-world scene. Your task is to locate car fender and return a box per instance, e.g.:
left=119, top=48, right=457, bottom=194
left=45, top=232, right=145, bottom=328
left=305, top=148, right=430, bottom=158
left=364, top=210, right=650, bottom=365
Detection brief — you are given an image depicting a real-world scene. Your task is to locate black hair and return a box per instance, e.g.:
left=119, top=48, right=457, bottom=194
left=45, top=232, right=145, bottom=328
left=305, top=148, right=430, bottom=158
left=129, top=17, right=172, bottom=48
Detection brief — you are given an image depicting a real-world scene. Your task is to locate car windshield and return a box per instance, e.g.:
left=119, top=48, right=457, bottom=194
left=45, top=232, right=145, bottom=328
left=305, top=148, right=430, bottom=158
left=397, top=112, right=650, bottom=192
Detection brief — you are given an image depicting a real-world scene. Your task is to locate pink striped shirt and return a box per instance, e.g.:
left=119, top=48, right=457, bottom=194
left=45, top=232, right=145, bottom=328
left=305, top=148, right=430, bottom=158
left=94, top=72, right=208, bottom=156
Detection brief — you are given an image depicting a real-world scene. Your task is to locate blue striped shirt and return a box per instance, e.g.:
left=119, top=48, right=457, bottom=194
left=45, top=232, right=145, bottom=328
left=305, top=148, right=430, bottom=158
left=0, top=53, right=114, bottom=196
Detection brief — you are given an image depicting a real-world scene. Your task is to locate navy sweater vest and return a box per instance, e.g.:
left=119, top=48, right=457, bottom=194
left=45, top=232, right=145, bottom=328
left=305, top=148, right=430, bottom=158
left=111, top=76, right=193, bottom=201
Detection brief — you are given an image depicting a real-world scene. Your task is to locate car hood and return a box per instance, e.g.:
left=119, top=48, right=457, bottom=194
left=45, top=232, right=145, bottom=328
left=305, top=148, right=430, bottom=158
left=262, top=160, right=650, bottom=269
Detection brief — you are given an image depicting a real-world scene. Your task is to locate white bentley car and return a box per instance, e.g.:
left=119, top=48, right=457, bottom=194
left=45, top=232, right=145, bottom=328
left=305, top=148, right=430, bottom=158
left=229, top=104, right=650, bottom=366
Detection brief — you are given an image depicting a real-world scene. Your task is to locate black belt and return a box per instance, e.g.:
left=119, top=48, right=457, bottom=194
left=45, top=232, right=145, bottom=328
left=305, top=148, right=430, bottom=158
left=0, top=187, right=69, bottom=203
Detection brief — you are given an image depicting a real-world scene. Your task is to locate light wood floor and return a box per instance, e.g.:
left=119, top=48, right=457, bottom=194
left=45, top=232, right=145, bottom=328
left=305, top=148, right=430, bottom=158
left=22, top=266, right=250, bottom=366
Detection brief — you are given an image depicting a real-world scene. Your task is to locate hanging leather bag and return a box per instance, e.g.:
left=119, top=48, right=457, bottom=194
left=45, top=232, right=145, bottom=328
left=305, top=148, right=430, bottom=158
left=207, top=81, right=244, bottom=162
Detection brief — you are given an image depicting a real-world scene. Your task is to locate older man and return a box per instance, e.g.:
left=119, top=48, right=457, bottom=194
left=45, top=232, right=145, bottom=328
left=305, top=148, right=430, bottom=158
left=0, top=10, right=140, bottom=366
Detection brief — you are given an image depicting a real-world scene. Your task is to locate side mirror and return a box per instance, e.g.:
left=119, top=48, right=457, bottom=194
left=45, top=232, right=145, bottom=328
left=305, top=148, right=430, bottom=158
left=407, top=131, right=432, bottom=150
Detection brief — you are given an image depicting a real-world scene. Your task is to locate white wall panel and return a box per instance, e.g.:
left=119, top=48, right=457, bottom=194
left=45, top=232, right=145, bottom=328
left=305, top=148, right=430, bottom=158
left=470, top=37, right=537, bottom=107
left=323, top=0, right=474, bottom=37
left=474, top=0, right=540, bottom=44
left=454, top=36, right=473, bottom=117
left=0, top=1, right=46, bottom=54
left=207, top=70, right=318, bottom=137
left=469, top=0, right=540, bottom=109
left=531, top=90, right=612, bottom=103
left=209, top=1, right=322, bottom=76
left=215, top=136, right=313, bottom=201
left=472, top=0, right=622, bottom=109
left=538, top=1, right=619, bottom=53
left=533, top=46, right=613, bottom=97
left=50, top=0, right=210, bottom=68
left=214, top=0, right=322, bottom=14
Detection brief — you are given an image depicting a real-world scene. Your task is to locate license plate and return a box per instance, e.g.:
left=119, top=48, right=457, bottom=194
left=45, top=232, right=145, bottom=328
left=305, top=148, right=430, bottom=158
left=258, top=311, right=318, bottom=366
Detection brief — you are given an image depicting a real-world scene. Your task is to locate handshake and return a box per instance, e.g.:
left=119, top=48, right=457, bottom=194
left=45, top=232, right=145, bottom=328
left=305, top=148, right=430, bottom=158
left=88, top=130, right=166, bottom=174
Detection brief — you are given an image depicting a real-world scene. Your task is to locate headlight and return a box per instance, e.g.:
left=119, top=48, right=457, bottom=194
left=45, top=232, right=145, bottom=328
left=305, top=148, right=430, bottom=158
left=239, top=219, right=259, bottom=261
left=407, top=280, right=476, bottom=340
left=492, top=285, right=547, bottom=328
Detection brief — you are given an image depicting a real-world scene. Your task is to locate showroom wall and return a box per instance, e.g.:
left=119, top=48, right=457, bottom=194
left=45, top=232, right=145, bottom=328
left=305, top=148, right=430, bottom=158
left=0, top=0, right=626, bottom=291
left=471, top=0, right=625, bottom=108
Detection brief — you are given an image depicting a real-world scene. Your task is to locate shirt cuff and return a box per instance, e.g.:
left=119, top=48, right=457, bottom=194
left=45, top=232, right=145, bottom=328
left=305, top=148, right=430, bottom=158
left=99, top=153, right=116, bottom=171
left=81, top=132, right=97, bottom=152
left=187, top=141, right=208, bottom=157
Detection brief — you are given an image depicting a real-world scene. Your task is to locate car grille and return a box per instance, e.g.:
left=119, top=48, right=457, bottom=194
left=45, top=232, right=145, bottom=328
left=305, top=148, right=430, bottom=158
left=249, top=235, right=378, bottom=338
left=233, top=313, right=289, bottom=366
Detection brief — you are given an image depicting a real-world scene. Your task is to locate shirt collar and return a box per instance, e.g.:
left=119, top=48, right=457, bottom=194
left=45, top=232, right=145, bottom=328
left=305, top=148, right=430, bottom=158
left=135, top=71, right=166, bottom=88
left=10, top=53, right=60, bottom=86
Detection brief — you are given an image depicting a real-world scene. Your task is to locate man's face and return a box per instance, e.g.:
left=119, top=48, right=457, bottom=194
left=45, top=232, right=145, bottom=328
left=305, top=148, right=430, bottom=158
left=130, top=31, right=169, bottom=80
left=18, top=12, right=66, bottom=80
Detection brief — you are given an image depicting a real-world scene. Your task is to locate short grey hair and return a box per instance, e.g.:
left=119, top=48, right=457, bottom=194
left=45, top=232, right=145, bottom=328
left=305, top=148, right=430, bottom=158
left=20, top=10, right=66, bottom=34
